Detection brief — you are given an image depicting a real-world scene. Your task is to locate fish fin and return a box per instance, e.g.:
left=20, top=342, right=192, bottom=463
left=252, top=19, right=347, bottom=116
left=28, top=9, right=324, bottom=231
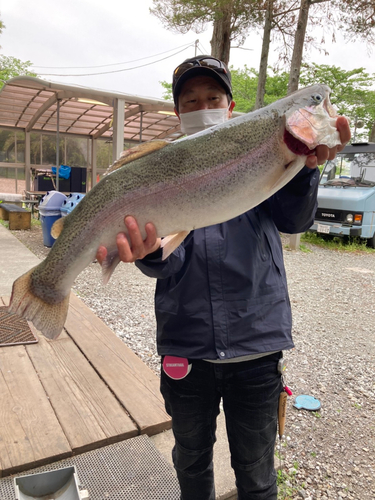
left=105, top=140, right=169, bottom=175
left=100, top=250, right=121, bottom=285
left=51, top=217, right=65, bottom=239
left=9, top=267, right=69, bottom=340
left=161, top=231, right=190, bottom=260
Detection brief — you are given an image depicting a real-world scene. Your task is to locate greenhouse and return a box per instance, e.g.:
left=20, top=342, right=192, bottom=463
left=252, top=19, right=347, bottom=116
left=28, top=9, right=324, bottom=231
left=0, top=76, right=183, bottom=195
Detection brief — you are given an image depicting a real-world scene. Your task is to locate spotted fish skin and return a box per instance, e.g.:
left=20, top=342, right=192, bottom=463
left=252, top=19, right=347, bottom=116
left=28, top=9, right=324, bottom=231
left=9, top=85, right=344, bottom=339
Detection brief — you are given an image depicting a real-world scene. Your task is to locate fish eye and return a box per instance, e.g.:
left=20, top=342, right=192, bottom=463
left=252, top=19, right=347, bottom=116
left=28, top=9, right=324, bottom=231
left=311, top=93, right=323, bottom=103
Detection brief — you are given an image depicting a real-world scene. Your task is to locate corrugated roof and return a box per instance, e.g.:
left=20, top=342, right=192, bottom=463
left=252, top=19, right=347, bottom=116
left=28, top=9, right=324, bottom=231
left=0, top=76, right=183, bottom=142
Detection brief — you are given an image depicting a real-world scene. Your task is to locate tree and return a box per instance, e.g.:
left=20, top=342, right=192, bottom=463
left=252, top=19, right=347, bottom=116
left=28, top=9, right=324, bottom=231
left=299, top=63, right=375, bottom=142
left=162, top=62, right=375, bottom=141
left=0, top=17, right=4, bottom=41
left=253, top=0, right=300, bottom=108
left=0, top=56, right=37, bottom=89
left=255, top=0, right=274, bottom=109
left=0, top=17, right=37, bottom=89
left=150, top=0, right=264, bottom=64
left=287, top=0, right=331, bottom=94
left=337, top=0, right=375, bottom=45
left=231, top=65, right=289, bottom=112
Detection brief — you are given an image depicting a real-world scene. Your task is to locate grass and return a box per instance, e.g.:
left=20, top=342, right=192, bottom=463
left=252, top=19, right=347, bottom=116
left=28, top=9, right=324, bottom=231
left=30, top=217, right=41, bottom=227
left=0, top=214, right=41, bottom=230
left=277, top=462, right=301, bottom=499
left=300, top=231, right=375, bottom=253
left=299, top=243, right=312, bottom=253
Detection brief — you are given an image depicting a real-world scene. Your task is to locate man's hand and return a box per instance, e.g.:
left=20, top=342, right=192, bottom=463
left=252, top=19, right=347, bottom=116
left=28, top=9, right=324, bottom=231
left=96, top=216, right=161, bottom=265
left=305, top=116, right=351, bottom=169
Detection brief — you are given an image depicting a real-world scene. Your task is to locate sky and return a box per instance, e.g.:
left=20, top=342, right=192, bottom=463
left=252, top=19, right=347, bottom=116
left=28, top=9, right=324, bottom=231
left=1, top=0, right=375, bottom=101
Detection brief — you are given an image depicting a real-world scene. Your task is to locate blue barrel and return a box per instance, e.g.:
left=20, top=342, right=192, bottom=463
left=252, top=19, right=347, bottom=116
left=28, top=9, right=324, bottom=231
left=60, top=193, right=85, bottom=217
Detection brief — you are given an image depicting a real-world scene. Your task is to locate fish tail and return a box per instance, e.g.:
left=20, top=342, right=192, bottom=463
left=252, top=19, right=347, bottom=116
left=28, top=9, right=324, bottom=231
left=9, top=268, right=69, bottom=340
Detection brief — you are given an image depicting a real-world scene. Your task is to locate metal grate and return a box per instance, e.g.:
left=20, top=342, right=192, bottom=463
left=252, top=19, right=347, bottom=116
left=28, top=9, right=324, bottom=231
left=0, top=307, right=38, bottom=347
left=0, top=435, right=180, bottom=500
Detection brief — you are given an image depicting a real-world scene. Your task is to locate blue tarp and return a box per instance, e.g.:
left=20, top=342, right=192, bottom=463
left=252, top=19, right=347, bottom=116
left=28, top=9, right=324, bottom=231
left=52, top=165, right=71, bottom=179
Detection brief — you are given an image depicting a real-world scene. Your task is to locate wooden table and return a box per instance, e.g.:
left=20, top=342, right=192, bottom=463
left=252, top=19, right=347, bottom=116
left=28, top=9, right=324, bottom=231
left=0, top=294, right=171, bottom=478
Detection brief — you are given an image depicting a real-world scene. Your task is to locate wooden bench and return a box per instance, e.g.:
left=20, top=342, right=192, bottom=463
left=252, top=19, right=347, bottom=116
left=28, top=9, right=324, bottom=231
left=0, top=203, right=31, bottom=230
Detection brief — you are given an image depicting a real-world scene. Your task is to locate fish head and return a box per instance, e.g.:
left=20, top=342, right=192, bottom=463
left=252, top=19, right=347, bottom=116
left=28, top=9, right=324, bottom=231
left=284, top=85, right=341, bottom=153
left=263, top=85, right=345, bottom=196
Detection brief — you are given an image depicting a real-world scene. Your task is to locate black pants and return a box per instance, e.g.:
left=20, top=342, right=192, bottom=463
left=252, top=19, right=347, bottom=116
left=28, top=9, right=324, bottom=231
left=160, top=353, right=282, bottom=500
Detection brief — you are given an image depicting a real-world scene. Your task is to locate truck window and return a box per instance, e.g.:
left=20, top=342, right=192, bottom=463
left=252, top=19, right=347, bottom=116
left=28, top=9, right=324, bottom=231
left=320, top=152, right=375, bottom=188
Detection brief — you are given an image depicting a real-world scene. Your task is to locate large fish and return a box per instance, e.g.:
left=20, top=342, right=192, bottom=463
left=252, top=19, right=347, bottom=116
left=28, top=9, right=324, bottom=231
left=10, top=85, right=344, bottom=339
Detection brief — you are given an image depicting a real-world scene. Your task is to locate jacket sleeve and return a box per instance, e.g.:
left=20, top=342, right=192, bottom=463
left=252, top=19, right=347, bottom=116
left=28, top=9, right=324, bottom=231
left=268, top=166, right=319, bottom=234
left=135, top=244, right=186, bottom=279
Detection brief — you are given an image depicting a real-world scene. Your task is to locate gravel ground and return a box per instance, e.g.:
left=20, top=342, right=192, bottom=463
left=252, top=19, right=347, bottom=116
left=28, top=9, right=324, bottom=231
left=10, top=224, right=375, bottom=500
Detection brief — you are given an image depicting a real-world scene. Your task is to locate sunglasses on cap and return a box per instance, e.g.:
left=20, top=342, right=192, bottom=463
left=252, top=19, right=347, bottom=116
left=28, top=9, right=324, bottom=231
left=173, top=57, right=228, bottom=85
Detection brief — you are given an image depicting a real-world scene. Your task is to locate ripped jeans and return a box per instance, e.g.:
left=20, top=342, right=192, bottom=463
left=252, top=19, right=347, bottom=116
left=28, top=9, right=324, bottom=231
left=160, top=352, right=282, bottom=500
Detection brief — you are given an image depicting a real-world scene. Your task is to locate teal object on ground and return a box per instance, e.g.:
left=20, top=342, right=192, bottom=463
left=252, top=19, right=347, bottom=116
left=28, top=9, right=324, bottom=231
left=293, top=395, right=321, bottom=411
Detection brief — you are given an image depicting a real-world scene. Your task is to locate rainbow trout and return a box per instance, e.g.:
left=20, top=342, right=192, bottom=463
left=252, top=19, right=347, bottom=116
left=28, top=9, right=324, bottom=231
left=10, top=85, right=344, bottom=339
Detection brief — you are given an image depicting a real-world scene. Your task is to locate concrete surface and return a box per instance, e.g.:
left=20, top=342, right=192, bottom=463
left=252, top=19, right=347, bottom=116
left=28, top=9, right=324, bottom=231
left=0, top=223, right=40, bottom=296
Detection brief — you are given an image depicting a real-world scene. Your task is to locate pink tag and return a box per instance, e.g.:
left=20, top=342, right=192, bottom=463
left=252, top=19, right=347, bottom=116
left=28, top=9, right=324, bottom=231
left=163, top=356, right=191, bottom=380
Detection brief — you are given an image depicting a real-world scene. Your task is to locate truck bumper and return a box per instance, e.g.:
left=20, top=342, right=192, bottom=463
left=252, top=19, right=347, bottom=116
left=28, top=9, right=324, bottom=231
left=310, top=222, right=362, bottom=238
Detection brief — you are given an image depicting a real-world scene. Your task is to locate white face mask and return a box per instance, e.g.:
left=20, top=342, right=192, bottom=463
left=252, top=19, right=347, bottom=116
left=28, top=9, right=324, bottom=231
left=180, top=107, right=230, bottom=136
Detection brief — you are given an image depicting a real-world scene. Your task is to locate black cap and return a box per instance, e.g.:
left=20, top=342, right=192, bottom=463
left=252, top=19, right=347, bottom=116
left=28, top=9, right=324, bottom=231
left=172, top=55, right=232, bottom=107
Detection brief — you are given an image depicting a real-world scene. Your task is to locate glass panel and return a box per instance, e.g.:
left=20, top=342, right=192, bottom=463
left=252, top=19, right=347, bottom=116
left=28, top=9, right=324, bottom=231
left=96, top=140, right=112, bottom=169
left=0, top=166, right=25, bottom=194
left=0, top=129, right=25, bottom=163
left=65, top=136, right=87, bottom=167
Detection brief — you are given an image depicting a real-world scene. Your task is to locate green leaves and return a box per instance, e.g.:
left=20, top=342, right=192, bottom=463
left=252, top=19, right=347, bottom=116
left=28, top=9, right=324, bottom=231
left=230, top=65, right=289, bottom=113
left=0, top=56, right=37, bottom=89
left=229, top=63, right=375, bottom=142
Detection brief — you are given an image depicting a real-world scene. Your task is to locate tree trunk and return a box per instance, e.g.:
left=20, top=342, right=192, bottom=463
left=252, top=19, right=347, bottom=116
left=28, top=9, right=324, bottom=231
left=255, top=0, right=274, bottom=110
left=287, top=0, right=310, bottom=94
left=369, top=121, right=375, bottom=143
left=210, top=9, right=232, bottom=65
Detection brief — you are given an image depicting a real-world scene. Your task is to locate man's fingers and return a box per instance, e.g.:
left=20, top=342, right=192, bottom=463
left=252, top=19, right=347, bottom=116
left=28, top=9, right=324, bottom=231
left=315, top=145, right=330, bottom=165
left=96, top=245, right=107, bottom=265
left=144, top=222, right=158, bottom=250
left=125, top=216, right=144, bottom=251
left=305, top=155, right=318, bottom=169
left=305, top=117, right=351, bottom=169
left=336, top=116, right=351, bottom=147
left=117, top=232, right=133, bottom=262
left=98, top=217, right=161, bottom=265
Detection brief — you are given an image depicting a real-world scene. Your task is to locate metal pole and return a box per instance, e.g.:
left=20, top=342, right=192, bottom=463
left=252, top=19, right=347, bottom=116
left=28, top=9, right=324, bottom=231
left=25, top=130, right=31, bottom=192
left=139, top=111, right=143, bottom=143
left=14, top=131, right=18, bottom=193
left=56, top=100, right=60, bottom=191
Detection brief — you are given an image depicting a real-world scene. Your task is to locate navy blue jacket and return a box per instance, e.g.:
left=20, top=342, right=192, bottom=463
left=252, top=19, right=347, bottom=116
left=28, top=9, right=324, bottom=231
left=136, top=166, right=319, bottom=360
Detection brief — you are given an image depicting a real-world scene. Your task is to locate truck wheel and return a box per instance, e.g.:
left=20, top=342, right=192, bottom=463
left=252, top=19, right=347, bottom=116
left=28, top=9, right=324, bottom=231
left=367, top=234, right=375, bottom=248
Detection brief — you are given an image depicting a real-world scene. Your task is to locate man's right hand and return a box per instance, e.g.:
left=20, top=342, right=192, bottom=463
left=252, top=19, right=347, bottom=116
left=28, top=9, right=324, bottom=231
left=96, top=216, right=161, bottom=264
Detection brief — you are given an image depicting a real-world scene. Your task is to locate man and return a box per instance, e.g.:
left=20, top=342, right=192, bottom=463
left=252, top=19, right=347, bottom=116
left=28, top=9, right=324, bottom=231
left=98, top=56, right=350, bottom=499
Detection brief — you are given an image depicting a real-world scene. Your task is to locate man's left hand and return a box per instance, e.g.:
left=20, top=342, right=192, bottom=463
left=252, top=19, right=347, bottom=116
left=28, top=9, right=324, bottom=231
left=305, top=116, right=351, bottom=169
